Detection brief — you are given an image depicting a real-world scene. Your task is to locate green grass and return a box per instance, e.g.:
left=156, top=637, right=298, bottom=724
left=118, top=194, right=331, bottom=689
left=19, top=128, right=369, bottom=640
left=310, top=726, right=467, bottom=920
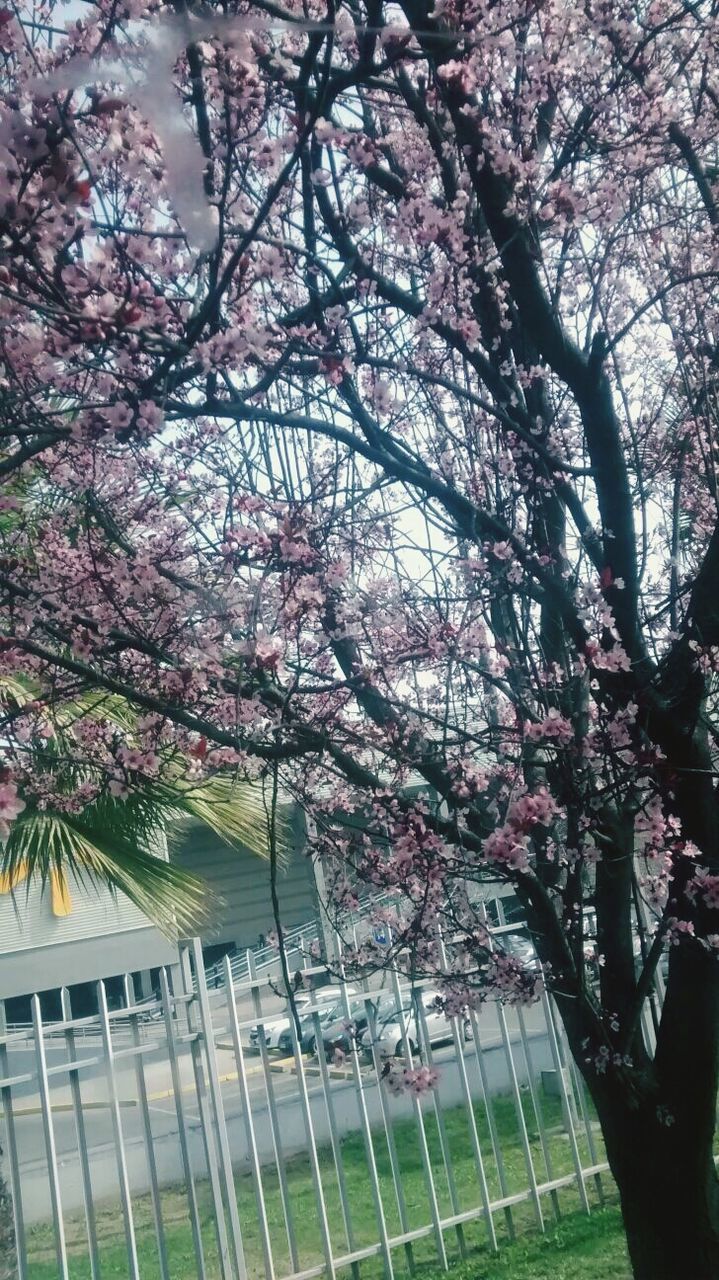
left=25, top=1089, right=629, bottom=1278
left=417, top=1207, right=628, bottom=1279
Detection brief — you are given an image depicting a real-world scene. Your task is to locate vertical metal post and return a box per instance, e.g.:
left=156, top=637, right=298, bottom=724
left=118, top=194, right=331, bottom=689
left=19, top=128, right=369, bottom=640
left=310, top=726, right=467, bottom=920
left=450, top=1015, right=500, bottom=1253
left=435, top=929, right=498, bottom=1252
left=0, top=1003, right=28, bottom=1279
left=337, top=975, right=395, bottom=1280
left=60, top=988, right=101, bottom=1280
left=478, top=906, right=543, bottom=1230
left=414, top=998, right=467, bottom=1257
left=468, top=1008, right=515, bottom=1241
left=169, top=961, right=189, bottom=1032
left=192, top=938, right=248, bottom=1280
left=222, top=956, right=275, bottom=1280
left=159, top=966, right=207, bottom=1279
left=247, top=948, right=300, bottom=1272
left=97, top=980, right=140, bottom=1279
left=389, top=969, right=448, bottom=1270
left=556, top=1015, right=604, bottom=1206
left=634, top=887, right=666, bottom=1014
left=179, top=949, right=233, bottom=1279
left=30, top=998, right=69, bottom=1280
left=515, top=1005, right=560, bottom=1221
left=364, top=998, right=416, bottom=1274
left=495, top=1002, right=545, bottom=1231
left=122, top=975, right=170, bottom=1280
left=541, top=991, right=591, bottom=1213
left=31, top=995, right=69, bottom=1279
left=307, top=818, right=334, bottom=962
left=641, top=1000, right=657, bottom=1055
left=288, top=1000, right=336, bottom=1279
left=310, top=1006, right=360, bottom=1280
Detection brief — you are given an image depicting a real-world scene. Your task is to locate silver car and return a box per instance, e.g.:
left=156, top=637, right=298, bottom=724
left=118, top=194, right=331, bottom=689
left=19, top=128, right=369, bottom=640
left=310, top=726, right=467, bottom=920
left=360, top=988, right=470, bottom=1058
left=248, top=985, right=355, bottom=1051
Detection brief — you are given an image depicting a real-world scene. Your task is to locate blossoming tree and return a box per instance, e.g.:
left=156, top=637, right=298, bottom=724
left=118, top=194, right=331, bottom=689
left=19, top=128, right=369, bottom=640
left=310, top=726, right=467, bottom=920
left=3, top=0, right=719, bottom=1273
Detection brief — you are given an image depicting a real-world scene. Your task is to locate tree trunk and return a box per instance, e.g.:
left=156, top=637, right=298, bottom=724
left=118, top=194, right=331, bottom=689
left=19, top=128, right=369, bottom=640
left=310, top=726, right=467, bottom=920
left=595, top=1093, right=719, bottom=1279
left=580, top=942, right=719, bottom=1279
left=552, top=936, right=719, bottom=1279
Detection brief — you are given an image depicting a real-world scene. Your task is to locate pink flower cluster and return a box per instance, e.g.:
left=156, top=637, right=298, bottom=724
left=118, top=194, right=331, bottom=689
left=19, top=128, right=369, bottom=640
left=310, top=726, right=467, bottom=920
left=685, top=868, right=719, bottom=911
left=482, top=788, right=558, bottom=870
left=383, top=1063, right=439, bottom=1097
left=0, top=779, right=25, bottom=842
left=525, top=708, right=574, bottom=746
left=665, top=917, right=696, bottom=946
left=483, top=952, right=544, bottom=1006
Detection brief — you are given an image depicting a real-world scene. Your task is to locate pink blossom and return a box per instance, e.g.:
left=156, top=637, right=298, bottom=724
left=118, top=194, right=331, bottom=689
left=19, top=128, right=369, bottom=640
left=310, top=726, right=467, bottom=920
left=525, top=709, right=574, bottom=746
left=0, top=782, right=25, bottom=823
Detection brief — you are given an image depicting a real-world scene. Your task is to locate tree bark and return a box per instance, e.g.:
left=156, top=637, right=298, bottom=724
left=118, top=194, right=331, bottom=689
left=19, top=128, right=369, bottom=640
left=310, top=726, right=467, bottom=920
left=594, top=1089, right=719, bottom=1279
left=563, top=938, right=719, bottom=1280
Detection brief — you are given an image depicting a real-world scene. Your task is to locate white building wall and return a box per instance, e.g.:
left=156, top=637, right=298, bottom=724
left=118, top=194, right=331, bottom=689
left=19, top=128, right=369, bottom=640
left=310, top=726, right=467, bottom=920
left=0, top=872, right=155, bottom=953
left=0, top=873, right=178, bottom=998
left=0, top=810, right=316, bottom=998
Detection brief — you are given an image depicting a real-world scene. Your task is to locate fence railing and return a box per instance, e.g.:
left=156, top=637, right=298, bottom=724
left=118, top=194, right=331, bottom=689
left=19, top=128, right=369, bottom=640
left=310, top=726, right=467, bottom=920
left=0, top=937, right=623, bottom=1280
left=200, top=888, right=404, bottom=996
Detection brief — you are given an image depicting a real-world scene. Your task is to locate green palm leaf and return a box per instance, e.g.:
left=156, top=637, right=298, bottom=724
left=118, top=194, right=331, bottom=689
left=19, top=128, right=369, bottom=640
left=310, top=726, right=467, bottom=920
left=2, top=811, right=209, bottom=936
left=0, top=680, right=286, bottom=934
left=160, top=775, right=286, bottom=862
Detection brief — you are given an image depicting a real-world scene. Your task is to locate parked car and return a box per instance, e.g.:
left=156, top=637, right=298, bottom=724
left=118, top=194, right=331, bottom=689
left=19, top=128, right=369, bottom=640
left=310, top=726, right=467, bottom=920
left=276, top=997, right=345, bottom=1055
left=499, top=929, right=538, bottom=967
left=315, top=992, right=400, bottom=1059
left=359, top=988, right=471, bottom=1058
left=249, top=986, right=355, bottom=1051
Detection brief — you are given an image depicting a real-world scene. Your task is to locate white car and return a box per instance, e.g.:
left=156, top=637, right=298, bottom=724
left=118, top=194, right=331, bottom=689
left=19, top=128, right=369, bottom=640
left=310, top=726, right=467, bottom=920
left=360, top=988, right=469, bottom=1058
left=249, top=986, right=356, bottom=1050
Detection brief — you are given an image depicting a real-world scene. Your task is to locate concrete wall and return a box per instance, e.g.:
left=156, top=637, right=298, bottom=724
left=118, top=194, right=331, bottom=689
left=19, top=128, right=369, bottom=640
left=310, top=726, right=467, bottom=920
left=0, top=925, right=177, bottom=1001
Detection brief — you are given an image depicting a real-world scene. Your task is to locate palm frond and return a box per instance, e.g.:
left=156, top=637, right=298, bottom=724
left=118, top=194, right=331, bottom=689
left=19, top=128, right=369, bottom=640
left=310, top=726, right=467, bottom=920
left=0, top=680, right=288, bottom=931
left=163, top=775, right=287, bottom=862
left=54, top=690, right=140, bottom=734
left=2, top=811, right=211, bottom=937
left=0, top=673, right=37, bottom=707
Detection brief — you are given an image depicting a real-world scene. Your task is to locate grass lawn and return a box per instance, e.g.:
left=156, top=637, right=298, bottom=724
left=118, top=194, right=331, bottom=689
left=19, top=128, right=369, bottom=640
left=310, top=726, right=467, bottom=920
left=417, top=1207, right=629, bottom=1279
left=24, top=1089, right=630, bottom=1278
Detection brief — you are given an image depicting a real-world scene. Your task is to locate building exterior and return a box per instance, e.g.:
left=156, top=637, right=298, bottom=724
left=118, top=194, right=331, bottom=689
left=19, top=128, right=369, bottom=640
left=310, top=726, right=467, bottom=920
left=0, top=797, right=514, bottom=1017
left=0, top=868, right=179, bottom=1014
left=0, top=807, right=319, bottom=1015
left=171, top=806, right=317, bottom=958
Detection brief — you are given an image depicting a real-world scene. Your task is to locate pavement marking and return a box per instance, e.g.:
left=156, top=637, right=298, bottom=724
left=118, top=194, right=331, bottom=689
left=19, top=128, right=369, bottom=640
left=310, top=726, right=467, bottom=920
left=139, top=1056, right=296, bottom=1105
left=149, top=1104, right=201, bottom=1123
left=10, top=1053, right=355, bottom=1116
left=13, top=1099, right=137, bottom=1116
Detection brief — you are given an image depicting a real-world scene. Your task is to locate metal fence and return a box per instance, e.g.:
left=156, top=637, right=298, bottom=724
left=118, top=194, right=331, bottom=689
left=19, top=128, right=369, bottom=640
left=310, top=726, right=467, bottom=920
left=0, top=938, right=622, bottom=1280
left=200, top=889, right=411, bottom=995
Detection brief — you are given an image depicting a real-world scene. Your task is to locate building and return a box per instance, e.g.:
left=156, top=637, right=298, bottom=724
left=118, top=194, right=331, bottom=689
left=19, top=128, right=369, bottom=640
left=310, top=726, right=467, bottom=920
left=0, top=806, right=319, bottom=1019
left=0, top=795, right=515, bottom=1020
left=0, top=866, right=179, bottom=1019
left=171, top=805, right=318, bottom=963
